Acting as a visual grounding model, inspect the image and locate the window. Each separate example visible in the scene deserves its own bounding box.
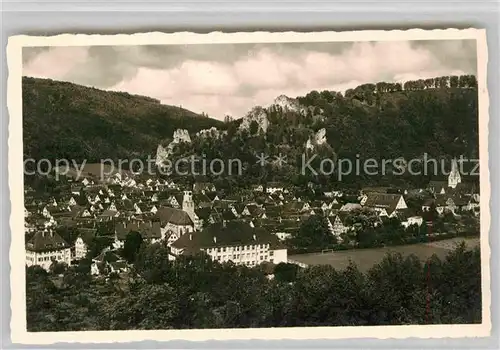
[270,259,274,263]
[270,251,274,256]
[223,247,226,252]
[260,256,263,260]
[217,248,221,253]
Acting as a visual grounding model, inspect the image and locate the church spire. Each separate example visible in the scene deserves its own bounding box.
[182,190,197,228]
[448,158,462,188]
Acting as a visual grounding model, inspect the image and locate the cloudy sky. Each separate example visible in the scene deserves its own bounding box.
[23,40,477,120]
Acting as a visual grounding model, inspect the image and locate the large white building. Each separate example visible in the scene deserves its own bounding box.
[25,229,72,271]
[171,221,288,267]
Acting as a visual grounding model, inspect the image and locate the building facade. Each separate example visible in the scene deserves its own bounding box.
[171,221,287,267]
[25,229,72,270]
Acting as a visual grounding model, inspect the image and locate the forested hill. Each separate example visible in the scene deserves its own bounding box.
[22,77,224,162]
[179,74,479,189]
[295,75,479,161]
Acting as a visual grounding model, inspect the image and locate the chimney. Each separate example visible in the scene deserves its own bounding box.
[213,236,217,244]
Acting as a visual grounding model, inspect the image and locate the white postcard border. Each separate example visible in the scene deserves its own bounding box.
[7,28,491,344]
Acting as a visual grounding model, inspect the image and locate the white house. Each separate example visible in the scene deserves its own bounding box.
[25,230,71,271]
[42,206,52,218]
[167,195,181,208]
[134,202,143,215]
[74,228,97,260]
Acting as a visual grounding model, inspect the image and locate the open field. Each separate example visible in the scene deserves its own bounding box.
[289,237,480,272]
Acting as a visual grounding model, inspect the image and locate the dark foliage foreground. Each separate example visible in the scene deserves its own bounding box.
[26,242,481,331]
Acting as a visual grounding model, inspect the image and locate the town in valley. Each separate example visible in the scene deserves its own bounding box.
[25,152,480,275]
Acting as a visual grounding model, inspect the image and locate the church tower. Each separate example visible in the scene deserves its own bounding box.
[448,158,462,189]
[182,190,197,228]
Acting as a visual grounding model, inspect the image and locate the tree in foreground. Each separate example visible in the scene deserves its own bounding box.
[122,231,143,263]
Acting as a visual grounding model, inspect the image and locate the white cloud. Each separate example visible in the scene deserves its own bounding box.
[23,47,89,80]
[393,69,467,83]
[23,41,476,120]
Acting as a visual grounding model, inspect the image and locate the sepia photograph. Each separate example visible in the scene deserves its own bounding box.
[7,29,490,343]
